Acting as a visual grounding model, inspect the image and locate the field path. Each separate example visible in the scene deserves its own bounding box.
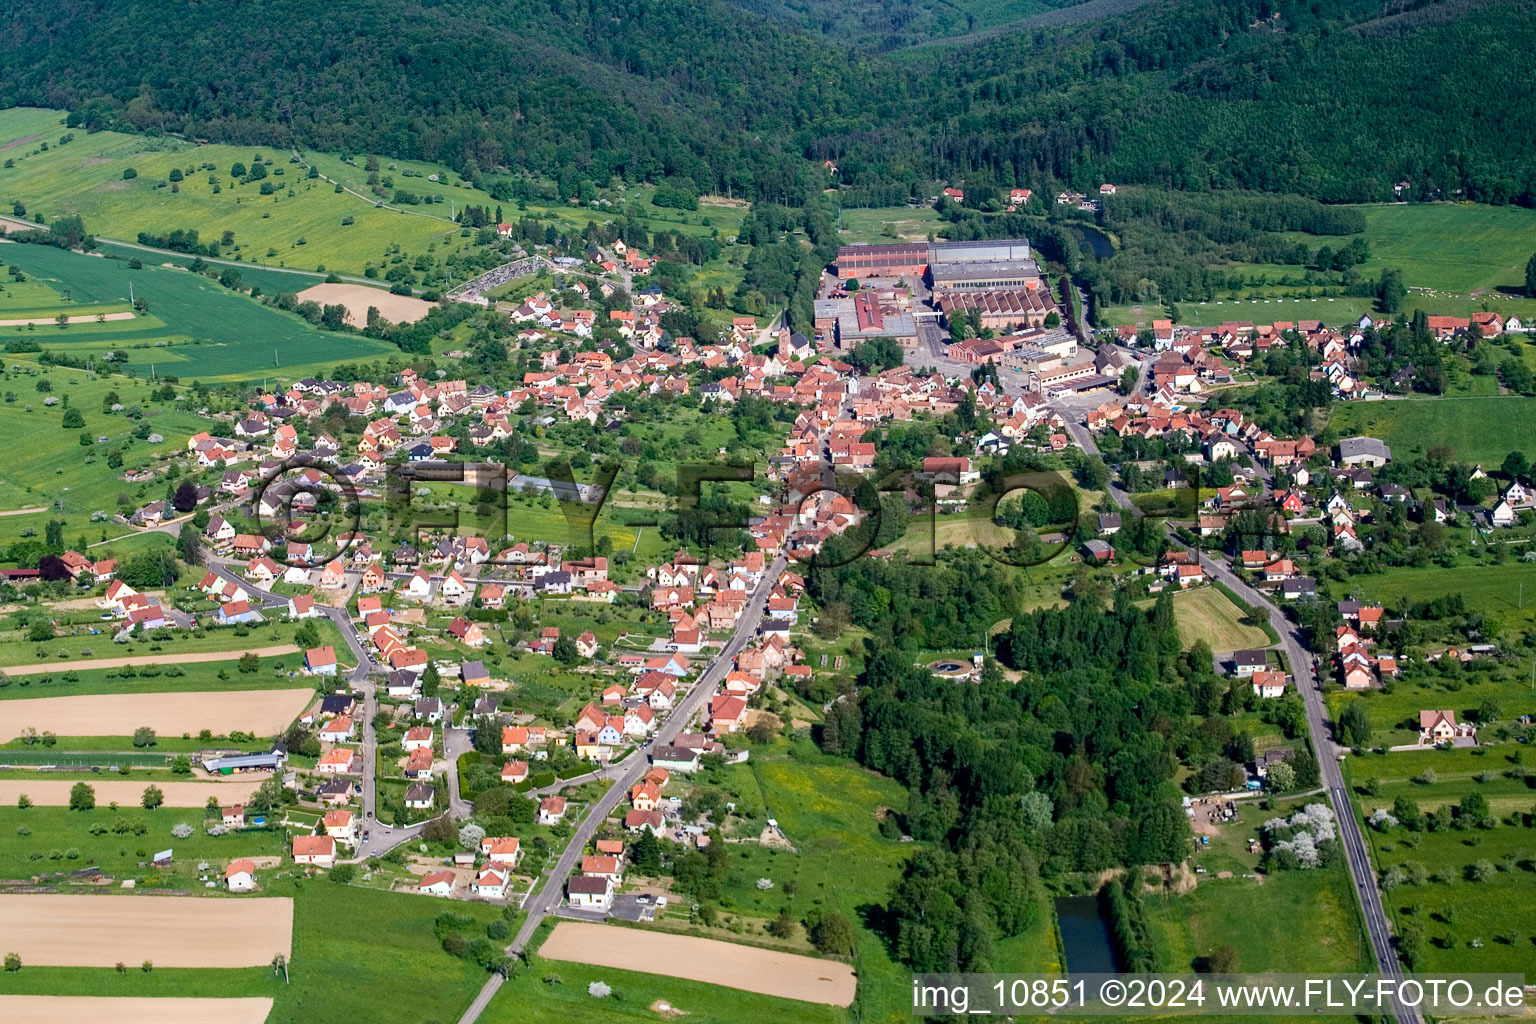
[0,779,263,806]
[538,921,856,1006]
[0,894,292,966]
[0,997,273,1024]
[0,311,135,326]
[2,644,297,676]
[0,506,47,516]
[0,688,313,739]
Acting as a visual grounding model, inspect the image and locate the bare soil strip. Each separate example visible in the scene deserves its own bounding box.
[538,921,856,1006]
[0,997,274,1024]
[2,644,298,677]
[0,779,262,806]
[0,689,313,740]
[295,282,433,325]
[0,312,135,326]
[0,894,293,966]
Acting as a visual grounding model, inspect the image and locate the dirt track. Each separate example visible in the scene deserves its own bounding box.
[0,311,136,327]
[0,997,273,1024]
[538,921,856,1006]
[0,688,313,740]
[1,644,298,677]
[0,894,293,966]
[0,779,263,806]
[296,282,433,325]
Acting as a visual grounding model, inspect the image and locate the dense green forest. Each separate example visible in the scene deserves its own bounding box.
[808,540,1319,970]
[724,0,1092,52]
[2,0,1533,207]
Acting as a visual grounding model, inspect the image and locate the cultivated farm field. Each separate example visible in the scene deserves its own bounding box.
[0,894,293,967]
[0,688,313,741]
[538,921,856,1006]
[0,996,273,1024]
[293,282,433,325]
[0,779,263,807]
[0,244,394,380]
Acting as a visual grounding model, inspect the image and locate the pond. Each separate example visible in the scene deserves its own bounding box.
[1054,894,1122,974]
[1074,224,1115,261]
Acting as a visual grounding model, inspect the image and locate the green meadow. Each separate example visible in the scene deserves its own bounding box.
[1103,202,1536,327]
[1354,203,1536,296]
[0,655,314,702]
[1328,396,1536,470]
[837,205,943,245]
[1349,751,1536,974]
[0,108,479,277]
[755,744,918,1024]
[0,805,284,881]
[0,243,394,380]
[1146,864,1373,974]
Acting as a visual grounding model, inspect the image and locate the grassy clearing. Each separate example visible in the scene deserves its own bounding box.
[1334,563,1536,637]
[755,744,916,1024]
[1348,757,1536,974]
[837,206,943,246]
[0,655,314,702]
[0,805,283,882]
[0,109,480,277]
[1145,862,1373,973]
[1354,203,1536,295]
[486,957,842,1024]
[1329,396,1536,471]
[0,244,394,380]
[1171,585,1271,652]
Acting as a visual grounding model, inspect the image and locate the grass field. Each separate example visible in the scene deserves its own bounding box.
[837,206,943,246]
[1349,750,1536,973]
[1102,202,1536,328]
[0,109,479,278]
[0,806,283,882]
[0,244,394,380]
[1354,204,1536,296]
[0,656,314,702]
[1329,396,1536,470]
[0,882,510,1024]
[754,744,917,1024]
[486,956,844,1024]
[1146,863,1373,974]
[0,369,202,543]
[0,623,319,669]
[1171,586,1271,652]
[1328,670,1536,747]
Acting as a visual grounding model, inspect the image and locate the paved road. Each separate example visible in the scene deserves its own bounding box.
[454,552,788,1024]
[207,559,427,858]
[1066,413,1419,1024]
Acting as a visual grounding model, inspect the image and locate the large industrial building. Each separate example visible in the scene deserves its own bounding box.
[929,239,1031,264]
[834,291,919,348]
[833,237,1037,284]
[936,285,1056,330]
[833,242,929,282]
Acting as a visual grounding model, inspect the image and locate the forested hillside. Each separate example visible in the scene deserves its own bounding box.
[1,0,1533,206]
[723,0,1092,52]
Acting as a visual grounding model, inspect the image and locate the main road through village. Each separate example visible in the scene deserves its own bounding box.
[452,552,789,1024]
